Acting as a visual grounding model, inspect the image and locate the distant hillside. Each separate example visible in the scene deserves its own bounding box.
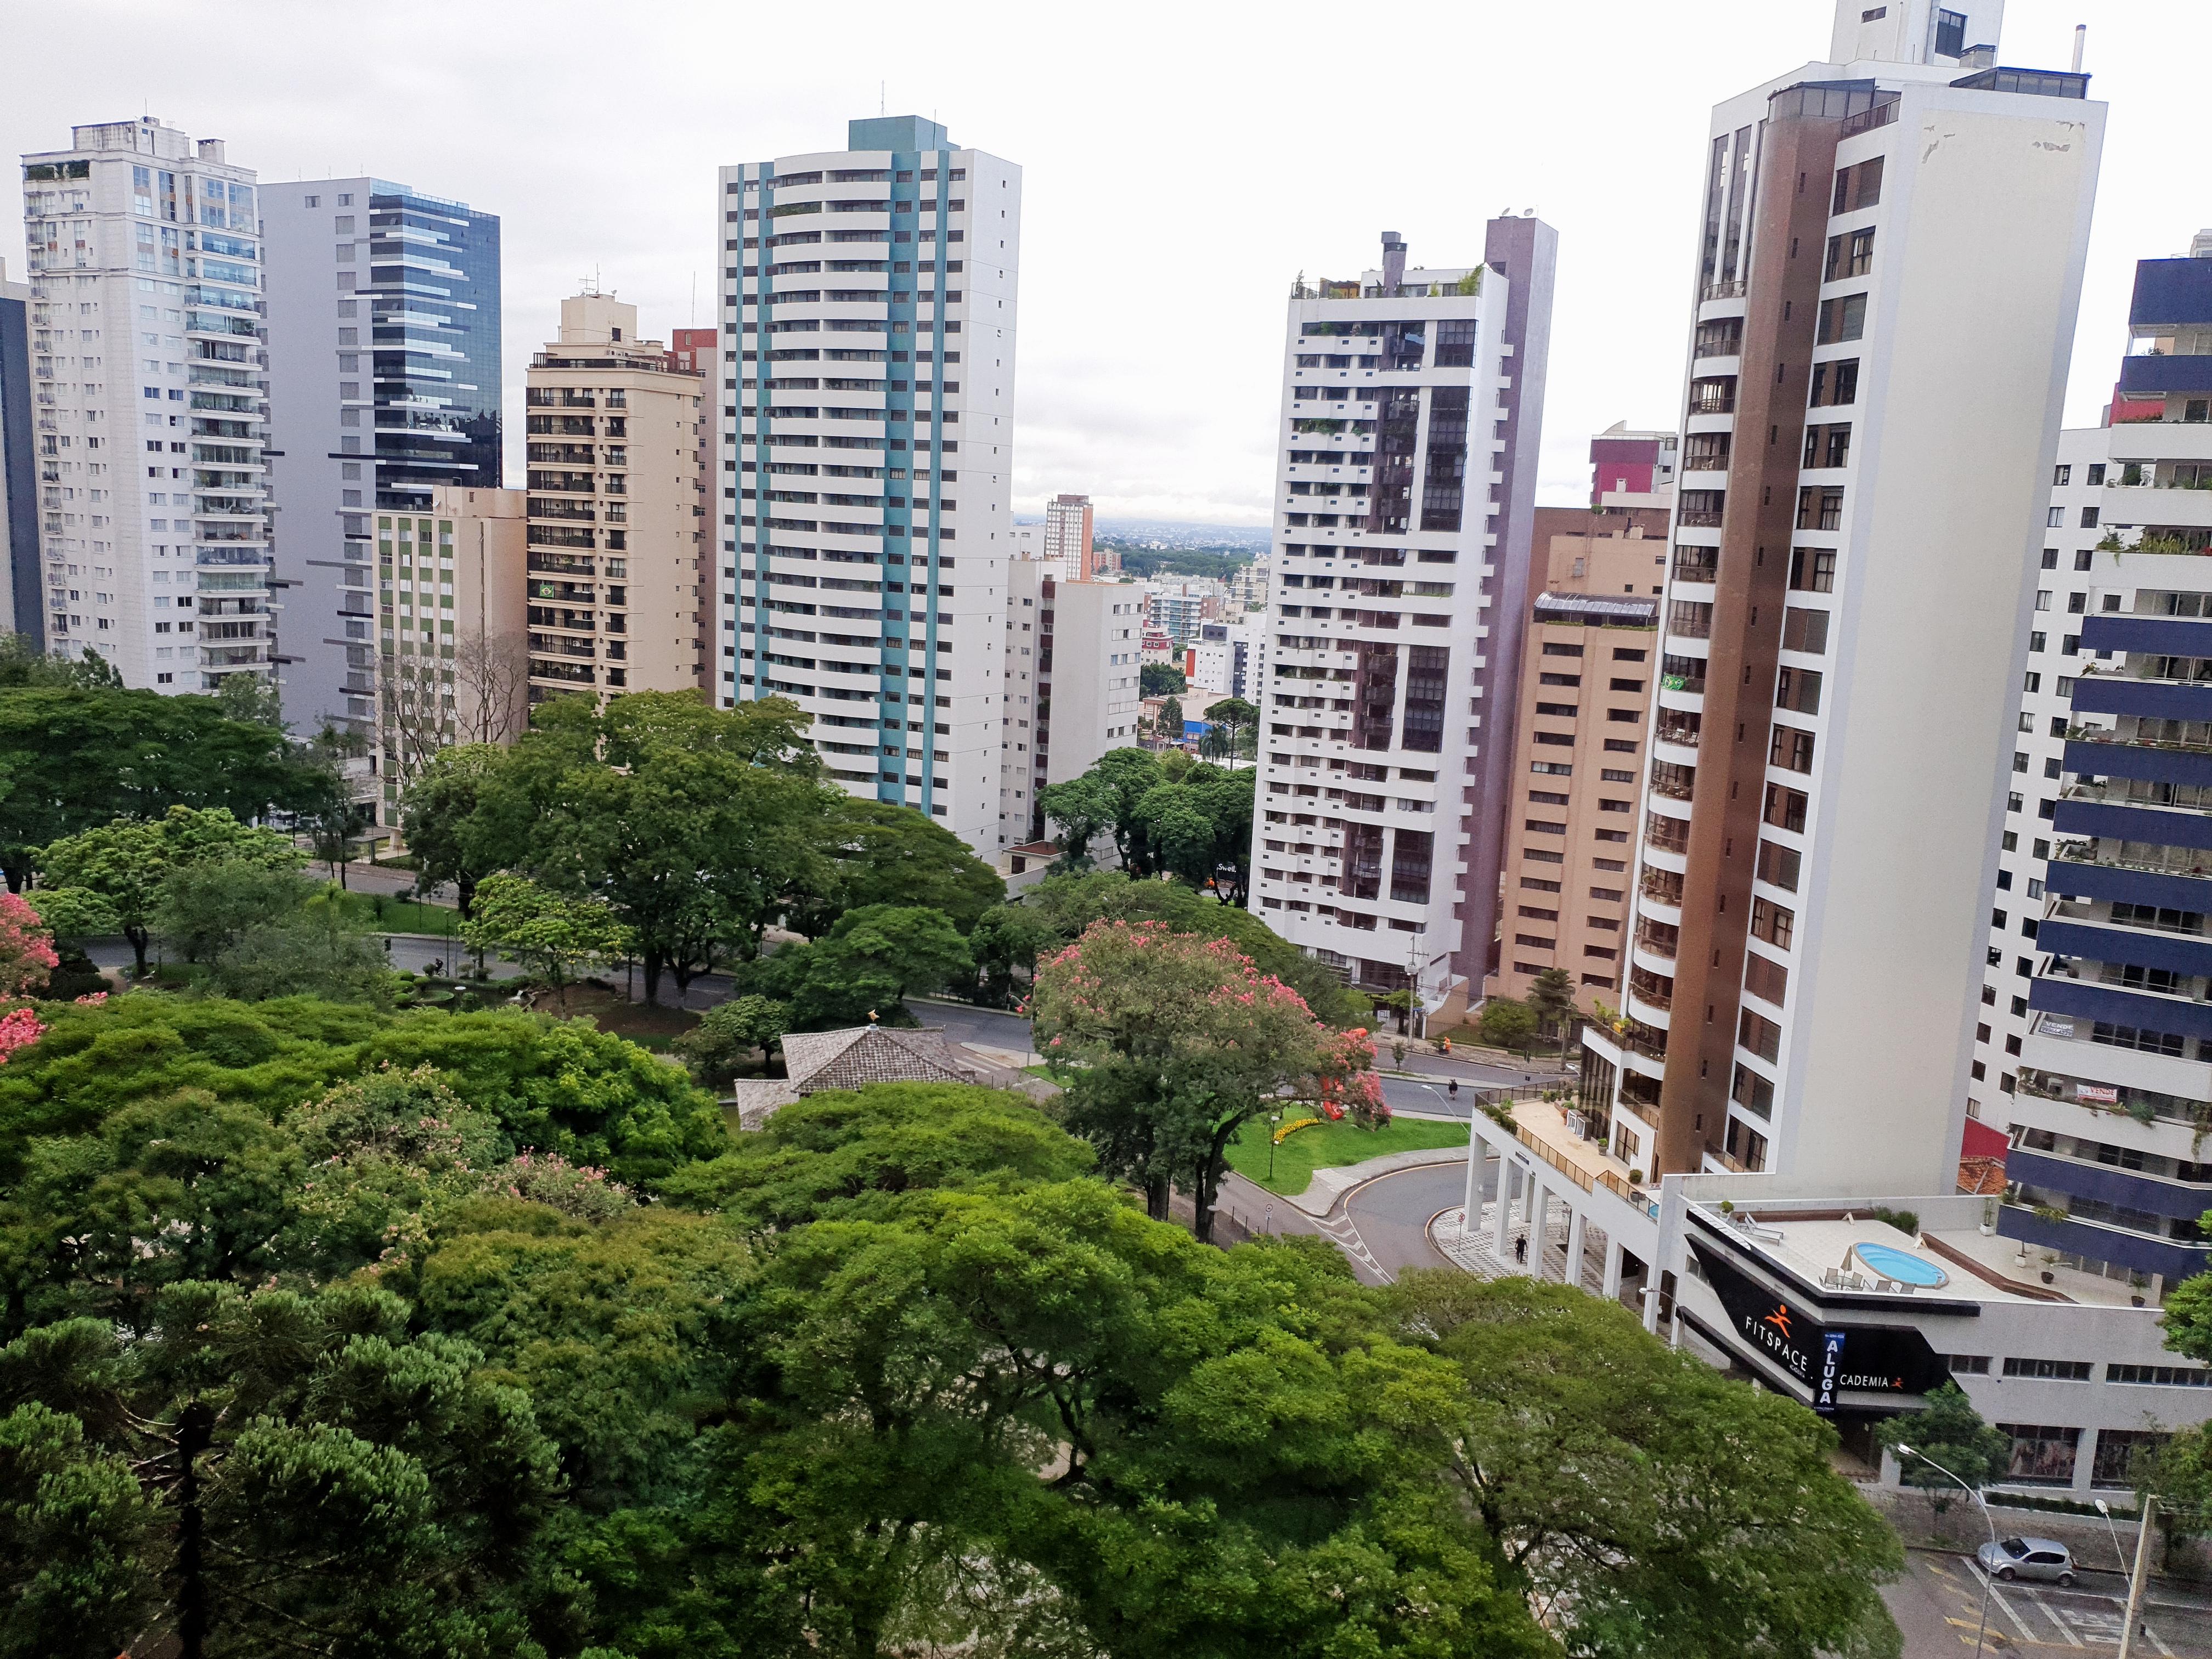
[1111,546,1251,582]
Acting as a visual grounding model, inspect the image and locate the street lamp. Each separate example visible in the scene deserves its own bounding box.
[1268,1111,1282,1185]
[2096,1497,2128,1575]
[1895,1443,1995,1659]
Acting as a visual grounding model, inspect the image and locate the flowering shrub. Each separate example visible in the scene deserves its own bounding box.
[494,1149,633,1221]
[1316,1025,1390,1128]
[1273,1115,1323,1144]
[0,891,59,999]
[0,1005,46,1061]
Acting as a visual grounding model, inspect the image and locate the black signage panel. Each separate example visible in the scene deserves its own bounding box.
[1689,1239,1949,1409]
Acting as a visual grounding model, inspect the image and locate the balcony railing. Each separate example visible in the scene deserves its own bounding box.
[1656,716,1702,748]
[1629,965,1675,1010]
[1634,921,1680,960]
[1645,812,1690,855]
[1640,868,1685,906]
[1701,279,1748,302]
[1649,761,1696,802]
[1671,551,1719,583]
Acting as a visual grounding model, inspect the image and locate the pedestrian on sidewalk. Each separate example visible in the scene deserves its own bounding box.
[1514,1233,1527,1266]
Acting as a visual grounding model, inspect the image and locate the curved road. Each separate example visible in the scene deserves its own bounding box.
[1344,1160,1475,1279]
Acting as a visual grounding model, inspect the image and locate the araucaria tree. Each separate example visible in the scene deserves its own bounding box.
[1027,919,1364,1241]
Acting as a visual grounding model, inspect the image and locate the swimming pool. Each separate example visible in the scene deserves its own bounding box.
[1852,1241,1948,1288]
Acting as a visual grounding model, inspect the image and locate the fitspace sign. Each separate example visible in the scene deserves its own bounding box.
[1688,1241,1949,1412]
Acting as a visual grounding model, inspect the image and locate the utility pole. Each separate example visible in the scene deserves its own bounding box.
[2118,1492,2155,1659]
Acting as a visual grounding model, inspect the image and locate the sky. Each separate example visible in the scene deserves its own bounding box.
[1,0,2199,525]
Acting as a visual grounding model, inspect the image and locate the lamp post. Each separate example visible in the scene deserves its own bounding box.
[2096,1497,2129,1575]
[1268,1110,1282,1186]
[1896,1443,1995,1659]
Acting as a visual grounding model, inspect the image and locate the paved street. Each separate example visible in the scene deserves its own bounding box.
[1889,1548,2212,1656]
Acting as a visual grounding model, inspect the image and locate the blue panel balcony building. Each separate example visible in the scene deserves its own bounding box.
[2131,258,2212,332]
[2117,354,2212,399]
[2081,614,2212,657]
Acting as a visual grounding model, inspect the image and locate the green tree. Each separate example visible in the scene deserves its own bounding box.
[967,900,1061,1007]
[467,691,833,1001]
[673,992,792,1086]
[460,872,631,1012]
[1198,695,1258,765]
[660,1081,1094,1230]
[0,1283,561,1658]
[209,888,390,1006]
[1527,966,1581,1049]
[746,905,974,1031]
[1481,996,1539,1051]
[0,634,122,691]
[1156,692,1184,736]
[1139,662,1186,697]
[1028,918,1340,1238]
[1040,747,1164,874]
[40,806,304,975]
[1393,1269,1905,1659]
[0,685,319,890]
[397,742,507,917]
[1875,1380,2010,1515]
[20,885,120,947]
[153,860,313,965]
[290,724,376,886]
[786,797,1004,939]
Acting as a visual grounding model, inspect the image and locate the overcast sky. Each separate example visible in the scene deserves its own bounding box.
[2,0,2198,524]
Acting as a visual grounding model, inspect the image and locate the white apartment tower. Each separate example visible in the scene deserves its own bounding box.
[1250,219,1556,1025]
[19,118,271,689]
[718,116,1019,855]
[1579,0,2106,1193]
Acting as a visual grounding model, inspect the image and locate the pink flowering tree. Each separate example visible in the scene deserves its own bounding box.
[1027,919,1365,1242]
[0,890,58,999]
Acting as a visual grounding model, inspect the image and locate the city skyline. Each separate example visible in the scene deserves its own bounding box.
[1,0,2195,527]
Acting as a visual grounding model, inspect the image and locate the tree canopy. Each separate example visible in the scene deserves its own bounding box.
[0,989,1905,1659]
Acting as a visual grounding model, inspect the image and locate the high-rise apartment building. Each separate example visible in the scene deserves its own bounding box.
[521,292,707,709]
[20,118,271,690]
[1961,235,2212,1304]
[718,115,1020,854]
[1580,0,2105,1192]
[1487,436,1673,1014]
[1044,492,1094,579]
[1250,219,1556,1025]
[0,259,33,642]
[669,325,719,695]
[263,179,500,736]
[1000,556,1144,845]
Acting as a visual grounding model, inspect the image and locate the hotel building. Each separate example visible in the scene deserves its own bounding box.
[1249,219,1557,1024]
[719,115,1020,854]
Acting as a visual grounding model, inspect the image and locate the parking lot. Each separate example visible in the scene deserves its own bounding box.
[1889,1549,2212,1655]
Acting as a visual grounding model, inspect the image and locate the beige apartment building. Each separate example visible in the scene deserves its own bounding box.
[1487,503,1668,1007]
[523,294,706,708]
[373,485,527,816]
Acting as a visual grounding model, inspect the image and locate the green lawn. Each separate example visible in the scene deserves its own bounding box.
[331,891,460,936]
[1223,1113,1469,1197]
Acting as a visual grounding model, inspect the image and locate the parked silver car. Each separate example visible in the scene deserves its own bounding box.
[1978,1536,2076,1585]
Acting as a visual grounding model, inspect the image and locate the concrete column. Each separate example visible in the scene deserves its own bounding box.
[1566,1205,1589,1291]
[1463,1116,1488,1223]
[1492,1159,1516,1256]
[1601,1238,1624,1300]
[1529,1182,1550,1277]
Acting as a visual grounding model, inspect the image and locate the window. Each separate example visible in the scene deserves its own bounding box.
[1731,1064,1774,1119]
[1769,726,1815,772]
[1744,952,1788,1006]
[1934,7,1967,58]
[1776,665,1823,714]
[1823,228,1875,280]
[1751,896,1795,949]
[2000,1425,2080,1486]
[2095,1429,2171,1486]
[2002,1357,2092,1381]
[1809,358,1859,408]
[1796,487,1844,531]
[2053,465,2072,487]
[1803,423,1851,469]
[2087,464,2106,486]
[1948,1354,1991,1375]
[1763,783,1808,834]
[1830,155,1884,213]
[2110,1364,2212,1387]
[1816,294,1867,345]
[1790,546,1836,592]
[1782,606,1830,654]
[2081,506,2100,529]
[1756,840,1801,892]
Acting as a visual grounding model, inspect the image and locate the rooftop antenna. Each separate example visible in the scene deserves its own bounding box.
[880,80,886,116]
[2071,23,2086,72]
